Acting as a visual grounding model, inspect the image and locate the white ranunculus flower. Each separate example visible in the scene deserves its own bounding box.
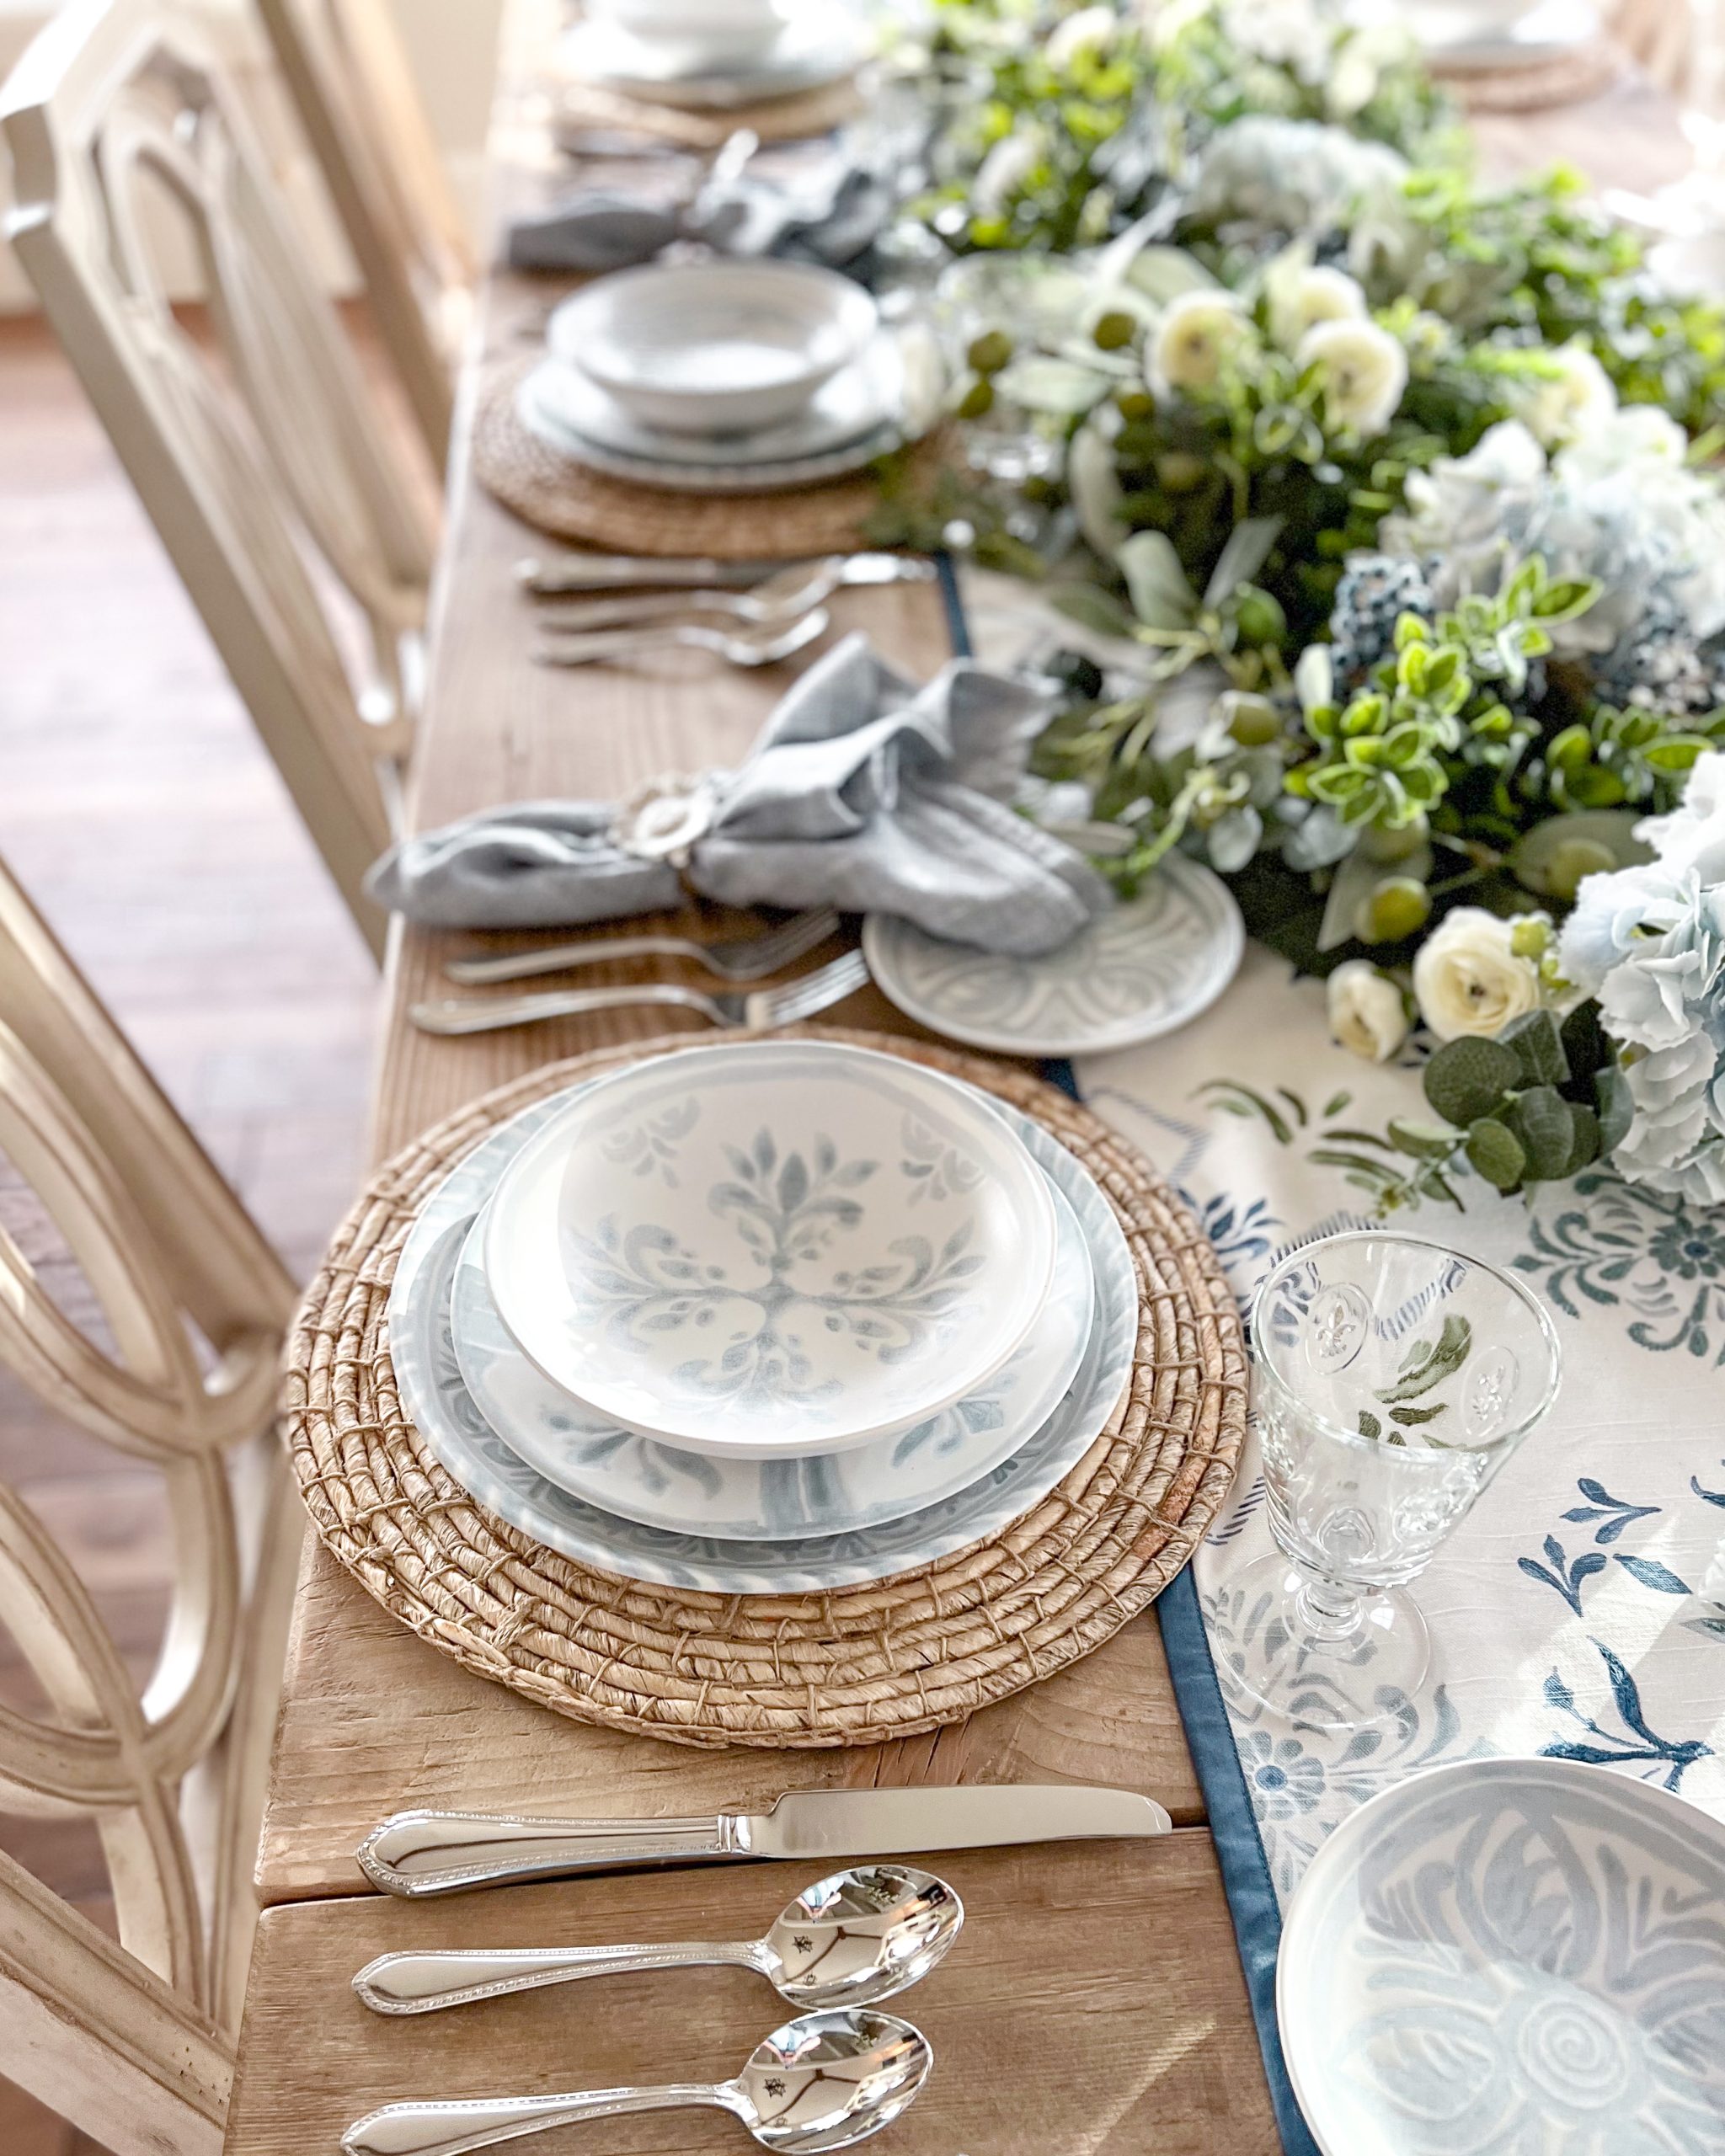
[1412,908,1544,1042]
[1510,344,1618,450]
[1151,287,1249,395]
[1327,960,1409,1062]
[1046,3,1117,67]
[1298,317,1407,437]
[1268,261,1367,353]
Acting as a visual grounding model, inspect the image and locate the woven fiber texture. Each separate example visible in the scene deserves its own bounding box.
[1435,35,1622,109]
[282,1027,1247,1749]
[473,358,937,558]
[552,72,863,150]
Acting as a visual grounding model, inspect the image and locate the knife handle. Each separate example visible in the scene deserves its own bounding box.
[355,1810,747,1897]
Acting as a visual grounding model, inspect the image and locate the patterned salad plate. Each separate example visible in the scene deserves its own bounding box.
[482,1040,1060,1456]
[1278,1757,1725,2156]
[386,1088,1140,1593]
[862,858,1245,1058]
[452,1159,1093,1539]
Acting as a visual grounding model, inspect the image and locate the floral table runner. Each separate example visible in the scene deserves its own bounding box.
[1072,950,1725,2150]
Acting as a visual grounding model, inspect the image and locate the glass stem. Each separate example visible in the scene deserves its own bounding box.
[1292,1568,1367,1642]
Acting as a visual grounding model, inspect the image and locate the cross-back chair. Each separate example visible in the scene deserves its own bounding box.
[1,0,440,962]
[0,853,302,2156]
[256,0,476,465]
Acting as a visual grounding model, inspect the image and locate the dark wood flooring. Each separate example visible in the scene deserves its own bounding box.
[0,310,381,2153]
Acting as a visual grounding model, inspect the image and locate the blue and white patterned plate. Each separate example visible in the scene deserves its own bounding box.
[1278,1757,1725,2156]
[450,1159,1093,1540]
[483,1040,1059,1458]
[386,1085,1138,1593]
[862,859,1245,1058]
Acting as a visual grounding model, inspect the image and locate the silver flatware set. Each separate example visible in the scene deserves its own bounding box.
[342,1784,1171,2153]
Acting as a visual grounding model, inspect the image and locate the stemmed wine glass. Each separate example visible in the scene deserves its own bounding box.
[1224,1231,1562,1733]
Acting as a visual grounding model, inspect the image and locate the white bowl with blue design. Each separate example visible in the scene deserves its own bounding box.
[483,1040,1060,1460]
[1278,1756,1725,2156]
[451,1158,1093,1540]
[386,1083,1139,1593]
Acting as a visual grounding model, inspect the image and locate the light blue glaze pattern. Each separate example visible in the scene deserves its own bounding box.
[387,1084,1137,1593]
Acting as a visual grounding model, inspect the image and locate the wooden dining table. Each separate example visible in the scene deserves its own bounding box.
[218,19,1693,2152]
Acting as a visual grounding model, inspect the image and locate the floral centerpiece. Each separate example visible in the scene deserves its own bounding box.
[873,0,1725,1219]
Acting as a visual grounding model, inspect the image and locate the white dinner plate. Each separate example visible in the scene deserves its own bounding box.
[528,328,903,469]
[560,6,868,109]
[862,859,1246,1058]
[483,1038,1059,1456]
[1278,1757,1725,2155]
[385,1086,1139,1593]
[449,1157,1093,1539]
[1412,0,1599,70]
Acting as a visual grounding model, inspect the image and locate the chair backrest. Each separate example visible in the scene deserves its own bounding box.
[1,0,439,962]
[0,856,302,2156]
[256,0,476,465]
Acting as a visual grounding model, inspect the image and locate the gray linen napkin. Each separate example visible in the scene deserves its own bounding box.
[505,152,895,275]
[365,633,1111,956]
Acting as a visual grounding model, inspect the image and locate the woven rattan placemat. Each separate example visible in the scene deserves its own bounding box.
[552,72,863,152]
[1434,35,1622,110]
[473,357,933,558]
[283,1027,1247,1749]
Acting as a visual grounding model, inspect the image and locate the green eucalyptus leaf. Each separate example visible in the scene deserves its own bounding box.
[1596,1063,1634,1154]
[1465,1117,1528,1192]
[1565,1102,1601,1175]
[1508,812,1651,896]
[1503,1085,1575,1181]
[1499,1009,1568,1090]
[993,355,1114,415]
[1049,583,1138,638]
[1202,516,1284,611]
[1115,531,1199,632]
[1424,1038,1522,1128]
[1388,1119,1461,1160]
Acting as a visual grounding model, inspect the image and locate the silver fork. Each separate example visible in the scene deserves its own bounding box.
[410,947,869,1038]
[443,908,840,987]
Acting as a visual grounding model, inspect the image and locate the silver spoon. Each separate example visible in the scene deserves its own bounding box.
[351,1864,962,2017]
[532,609,828,670]
[340,2005,932,2156]
[531,558,892,632]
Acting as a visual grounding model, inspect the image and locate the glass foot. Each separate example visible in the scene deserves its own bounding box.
[1215,1551,1432,1732]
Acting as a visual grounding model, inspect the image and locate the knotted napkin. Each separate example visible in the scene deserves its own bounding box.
[366,633,1111,955]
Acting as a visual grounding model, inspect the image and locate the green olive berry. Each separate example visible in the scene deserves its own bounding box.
[1156,451,1206,493]
[956,376,996,420]
[1232,588,1285,647]
[965,329,1013,376]
[1115,387,1156,420]
[1092,308,1137,351]
[1354,876,1432,945]
[1225,693,1280,747]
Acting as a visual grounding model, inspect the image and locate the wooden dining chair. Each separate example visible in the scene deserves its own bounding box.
[0,854,302,2156]
[255,0,477,467]
[1,0,440,963]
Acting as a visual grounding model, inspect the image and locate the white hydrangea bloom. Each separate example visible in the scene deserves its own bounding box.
[1509,345,1618,451]
[1188,115,1409,241]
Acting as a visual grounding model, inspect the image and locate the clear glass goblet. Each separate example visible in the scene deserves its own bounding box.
[1226,1232,1562,1732]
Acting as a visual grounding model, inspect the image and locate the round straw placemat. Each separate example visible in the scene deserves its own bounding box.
[473,358,940,558]
[283,1027,1247,1749]
[553,72,863,152]
[1434,35,1622,109]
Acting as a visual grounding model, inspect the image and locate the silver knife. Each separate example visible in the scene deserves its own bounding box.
[356,1785,1172,1897]
[515,551,929,596]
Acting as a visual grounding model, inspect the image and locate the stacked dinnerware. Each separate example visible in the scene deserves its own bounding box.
[563,0,871,113]
[516,259,921,493]
[387,1039,1141,1593]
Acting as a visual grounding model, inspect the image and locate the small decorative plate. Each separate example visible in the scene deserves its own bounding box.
[526,330,903,468]
[862,858,1245,1058]
[1278,1758,1725,2156]
[515,364,905,497]
[386,1088,1139,1593]
[483,1040,1059,1457]
[449,1161,1092,1540]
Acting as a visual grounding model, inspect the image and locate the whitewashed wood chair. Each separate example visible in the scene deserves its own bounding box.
[0,856,302,2155]
[1,0,440,963]
[256,0,477,466]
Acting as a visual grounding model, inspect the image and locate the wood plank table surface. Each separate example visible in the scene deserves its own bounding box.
[222,25,1687,2155]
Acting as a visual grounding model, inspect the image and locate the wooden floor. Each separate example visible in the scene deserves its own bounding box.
[0,309,380,2153]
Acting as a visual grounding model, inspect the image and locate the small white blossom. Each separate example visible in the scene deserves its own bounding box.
[1413,908,1544,1042]
[1298,317,1407,437]
[1267,258,1367,352]
[1046,4,1117,67]
[1151,287,1250,394]
[1509,344,1618,451]
[1327,960,1410,1062]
